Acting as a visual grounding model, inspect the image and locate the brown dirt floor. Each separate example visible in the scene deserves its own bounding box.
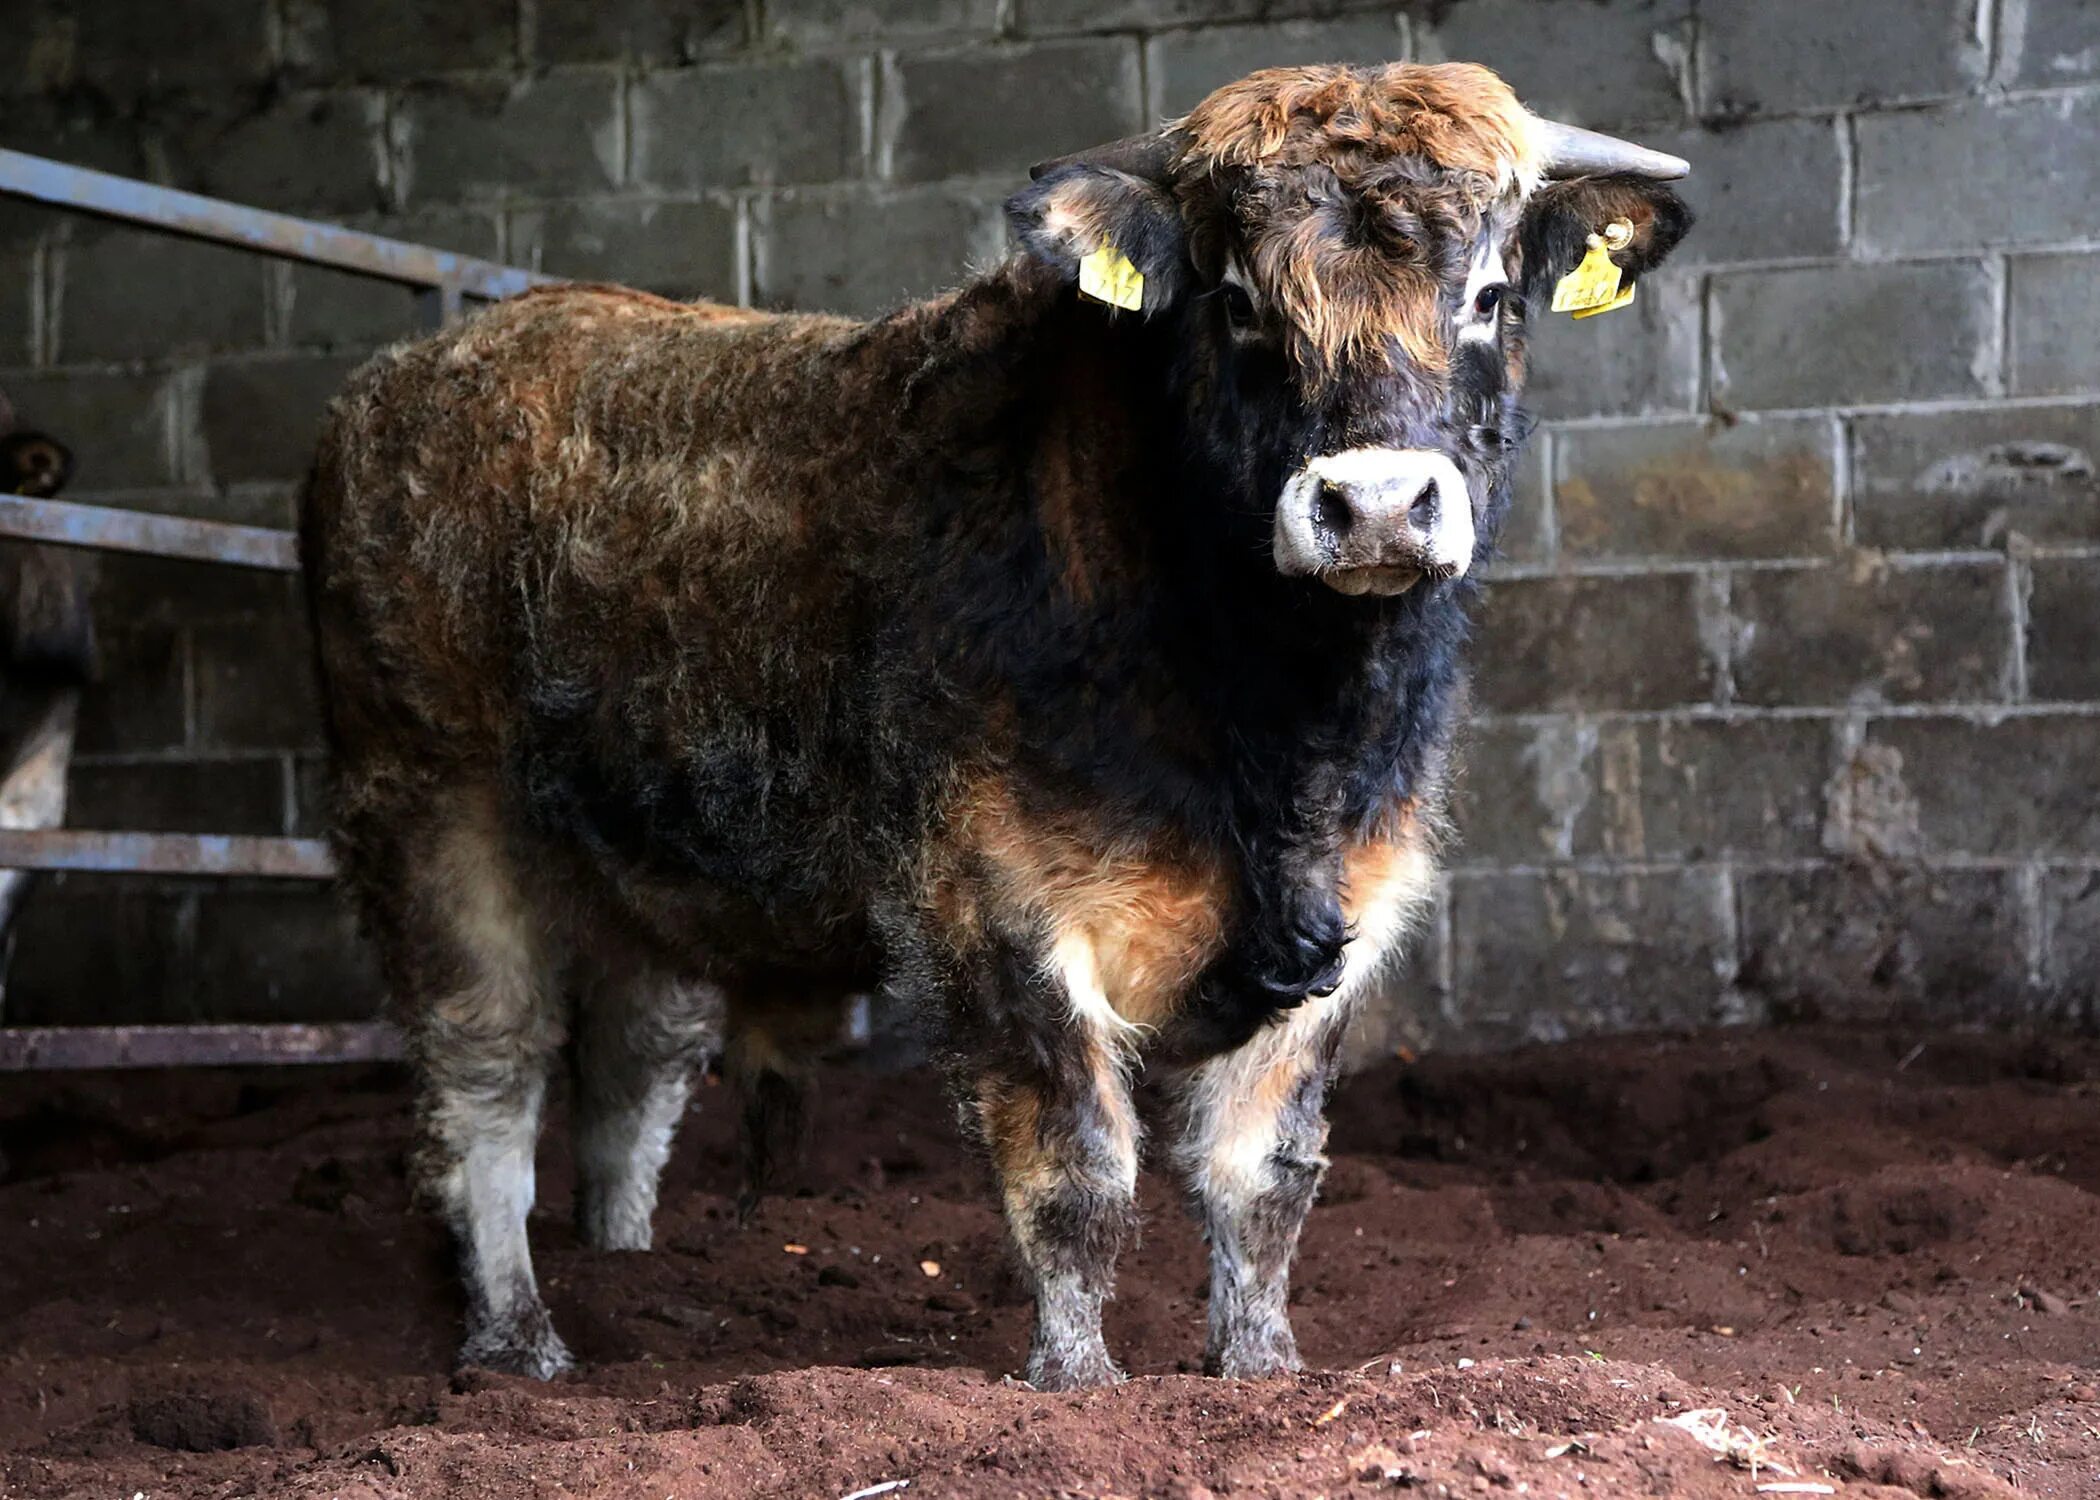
[5,1026,2100,1498]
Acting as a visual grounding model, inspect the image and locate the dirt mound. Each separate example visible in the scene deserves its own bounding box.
[5,1026,2100,1497]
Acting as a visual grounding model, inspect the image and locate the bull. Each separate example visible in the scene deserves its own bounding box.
[302,61,1692,1389]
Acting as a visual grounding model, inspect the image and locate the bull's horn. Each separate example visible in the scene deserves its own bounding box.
[1028,132,1179,182]
[1532,117,1689,180]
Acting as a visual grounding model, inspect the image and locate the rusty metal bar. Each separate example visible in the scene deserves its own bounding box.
[0,492,300,571]
[0,149,551,300]
[0,1021,401,1071]
[0,830,335,878]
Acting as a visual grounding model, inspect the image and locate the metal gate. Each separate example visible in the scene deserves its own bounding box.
[0,149,554,1071]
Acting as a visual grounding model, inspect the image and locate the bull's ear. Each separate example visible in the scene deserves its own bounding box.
[1005,162,1190,314]
[1516,176,1693,310]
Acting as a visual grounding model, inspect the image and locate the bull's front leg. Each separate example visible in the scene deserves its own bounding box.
[1169,999,1348,1379]
[969,946,1142,1390]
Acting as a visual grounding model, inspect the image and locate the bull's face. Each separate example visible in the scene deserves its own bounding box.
[1008,63,1692,598]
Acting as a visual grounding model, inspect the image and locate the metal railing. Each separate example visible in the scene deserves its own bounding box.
[0,148,558,1070]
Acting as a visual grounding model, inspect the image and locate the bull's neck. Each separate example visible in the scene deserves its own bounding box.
[881,261,1468,839]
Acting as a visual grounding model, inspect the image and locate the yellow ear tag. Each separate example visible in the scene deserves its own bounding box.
[1551,218,1635,317]
[1078,243,1145,313]
[1570,281,1636,320]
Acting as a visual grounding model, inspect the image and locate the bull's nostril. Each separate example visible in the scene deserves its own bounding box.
[1409,480,1439,525]
[1314,479,1353,542]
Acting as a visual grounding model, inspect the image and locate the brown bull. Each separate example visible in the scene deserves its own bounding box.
[302,62,1692,1388]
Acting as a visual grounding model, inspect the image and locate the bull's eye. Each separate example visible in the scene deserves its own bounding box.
[1219,282,1257,330]
[1473,284,1507,319]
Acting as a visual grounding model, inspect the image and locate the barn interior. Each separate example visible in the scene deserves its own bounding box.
[2,2,2097,1496]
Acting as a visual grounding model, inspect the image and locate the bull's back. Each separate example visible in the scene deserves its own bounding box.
[305,284,916,969]
[306,285,869,756]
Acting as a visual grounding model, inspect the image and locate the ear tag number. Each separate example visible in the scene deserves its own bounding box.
[1079,243,1145,312]
[1551,218,1636,317]
[1571,281,1637,320]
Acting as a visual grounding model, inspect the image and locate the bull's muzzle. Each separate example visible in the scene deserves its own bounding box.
[1273,448,1476,597]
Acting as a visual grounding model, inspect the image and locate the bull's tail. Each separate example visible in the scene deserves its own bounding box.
[731,1045,811,1225]
[725,992,855,1222]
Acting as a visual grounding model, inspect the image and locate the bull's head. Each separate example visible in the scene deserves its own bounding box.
[1007,63,1691,597]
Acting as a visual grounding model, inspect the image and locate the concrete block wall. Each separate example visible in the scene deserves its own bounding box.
[0,0,2093,1045]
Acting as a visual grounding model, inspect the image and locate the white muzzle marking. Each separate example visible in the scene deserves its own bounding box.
[1273,447,1476,595]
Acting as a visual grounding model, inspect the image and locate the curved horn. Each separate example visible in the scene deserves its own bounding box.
[1028,132,1179,182]
[1532,117,1689,180]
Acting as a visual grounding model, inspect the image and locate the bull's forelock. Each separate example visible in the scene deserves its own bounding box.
[1175,62,1545,202]
[1162,63,1543,386]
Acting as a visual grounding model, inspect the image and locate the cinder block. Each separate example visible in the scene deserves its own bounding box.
[1855,94,2100,257]
[1016,0,1265,37]
[1146,16,1405,118]
[751,186,1009,318]
[285,208,503,352]
[56,0,273,96]
[1642,118,1841,267]
[1492,436,1550,565]
[886,41,1143,183]
[2000,0,2100,87]
[766,0,998,47]
[511,199,738,302]
[74,622,187,756]
[291,753,332,837]
[532,0,747,62]
[192,888,383,1022]
[1710,262,1992,411]
[1737,864,2026,1022]
[1471,573,1714,713]
[1866,715,2100,857]
[4,879,194,1025]
[162,91,388,217]
[192,617,327,753]
[1851,404,2100,550]
[1584,716,1832,860]
[90,555,304,632]
[396,72,623,205]
[1417,0,1694,131]
[200,356,365,487]
[633,60,864,193]
[282,0,518,82]
[1729,559,2011,708]
[0,240,35,367]
[1554,415,1838,561]
[0,94,146,179]
[117,485,299,531]
[2010,254,2100,398]
[68,758,287,836]
[1448,868,1733,1042]
[1,371,179,493]
[1447,717,1596,864]
[2025,555,2100,703]
[1698,0,1983,115]
[2040,869,2100,1014]
[1521,270,1701,421]
[53,229,269,364]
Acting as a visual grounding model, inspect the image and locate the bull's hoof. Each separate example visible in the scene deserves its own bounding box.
[460,1316,575,1381]
[1206,1331,1304,1381]
[1026,1345,1127,1392]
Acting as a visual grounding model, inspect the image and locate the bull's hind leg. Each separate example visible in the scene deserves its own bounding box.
[572,965,719,1251]
[399,794,572,1378]
[970,948,1142,1391]
[1169,1001,1349,1379]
